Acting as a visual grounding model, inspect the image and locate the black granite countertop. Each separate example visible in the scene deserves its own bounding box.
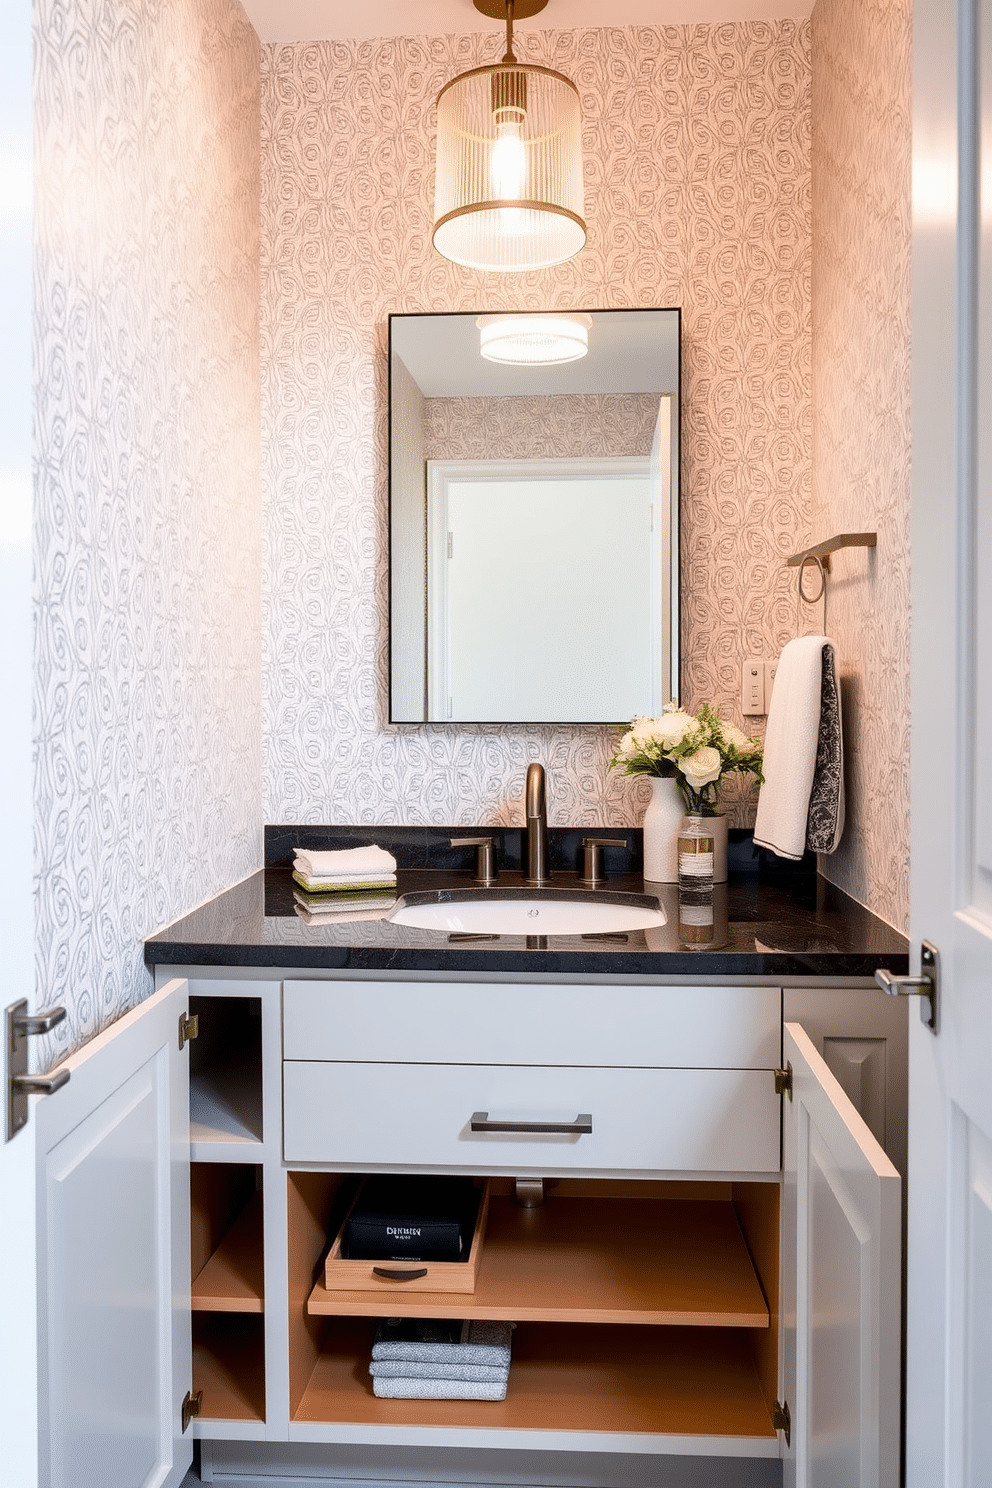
[143,826,909,980]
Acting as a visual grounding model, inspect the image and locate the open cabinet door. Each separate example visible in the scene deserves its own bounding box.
[35,977,193,1488]
[781,1022,901,1488]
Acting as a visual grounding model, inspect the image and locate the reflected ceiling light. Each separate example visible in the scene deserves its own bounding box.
[477,312,592,365]
[432,0,586,273]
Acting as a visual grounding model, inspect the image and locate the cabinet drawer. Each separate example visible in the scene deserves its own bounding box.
[282,980,781,1070]
[282,1061,781,1174]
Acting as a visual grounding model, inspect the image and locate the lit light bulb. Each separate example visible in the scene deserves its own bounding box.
[490,120,526,200]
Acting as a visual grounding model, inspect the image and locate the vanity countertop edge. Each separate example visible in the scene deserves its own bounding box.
[144,825,909,979]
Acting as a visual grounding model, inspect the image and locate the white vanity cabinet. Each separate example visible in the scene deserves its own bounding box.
[282,979,782,1174]
[35,967,905,1488]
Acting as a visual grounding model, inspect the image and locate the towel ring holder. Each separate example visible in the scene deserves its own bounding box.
[797,553,826,605]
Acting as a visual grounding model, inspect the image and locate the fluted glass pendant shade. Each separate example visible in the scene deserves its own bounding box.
[477,312,591,364]
[433,56,586,272]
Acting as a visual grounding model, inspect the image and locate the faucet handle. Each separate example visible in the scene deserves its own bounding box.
[450,836,497,886]
[580,836,629,887]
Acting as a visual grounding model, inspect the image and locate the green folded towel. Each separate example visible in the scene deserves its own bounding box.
[292,869,396,895]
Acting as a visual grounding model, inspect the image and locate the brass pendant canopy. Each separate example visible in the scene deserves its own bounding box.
[432,0,586,273]
[473,0,548,17]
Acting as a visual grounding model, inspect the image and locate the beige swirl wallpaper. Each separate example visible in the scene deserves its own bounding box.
[30,0,913,1060]
[423,393,661,461]
[33,0,262,1055]
[261,19,813,832]
[810,0,912,930]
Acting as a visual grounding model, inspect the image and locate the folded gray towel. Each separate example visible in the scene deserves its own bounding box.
[369,1360,508,1384]
[372,1375,508,1401]
[371,1319,512,1368]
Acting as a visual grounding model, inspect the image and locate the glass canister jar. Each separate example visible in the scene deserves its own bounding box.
[678,816,715,893]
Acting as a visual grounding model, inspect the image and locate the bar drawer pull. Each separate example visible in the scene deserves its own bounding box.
[371,1266,430,1281]
[470,1111,593,1135]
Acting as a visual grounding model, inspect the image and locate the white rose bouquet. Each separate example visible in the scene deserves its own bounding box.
[608,702,764,816]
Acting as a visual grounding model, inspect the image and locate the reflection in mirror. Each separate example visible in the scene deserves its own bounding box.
[389,309,680,724]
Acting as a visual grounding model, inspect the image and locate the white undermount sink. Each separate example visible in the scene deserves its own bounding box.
[388,891,667,936]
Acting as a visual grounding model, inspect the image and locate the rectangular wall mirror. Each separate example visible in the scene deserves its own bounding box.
[388,308,680,724]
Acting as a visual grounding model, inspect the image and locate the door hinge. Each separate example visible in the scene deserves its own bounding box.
[774,1064,793,1099]
[178,1012,199,1051]
[181,1388,202,1433]
[773,1399,791,1445]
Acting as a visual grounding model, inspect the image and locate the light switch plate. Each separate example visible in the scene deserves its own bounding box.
[765,659,779,704]
[741,658,765,716]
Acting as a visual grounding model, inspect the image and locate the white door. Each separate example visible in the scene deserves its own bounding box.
[35,978,193,1488]
[781,1024,902,1486]
[907,0,992,1479]
[0,2,39,1482]
[427,457,655,722]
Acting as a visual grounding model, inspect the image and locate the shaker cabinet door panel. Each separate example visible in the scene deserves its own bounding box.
[35,978,193,1488]
[781,1022,901,1488]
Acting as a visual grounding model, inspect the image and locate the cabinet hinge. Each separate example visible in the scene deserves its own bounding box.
[178,1012,199,1051]
[181,1388,202,1433]
[774,1064,793,1100]
[773,1399,791,1445]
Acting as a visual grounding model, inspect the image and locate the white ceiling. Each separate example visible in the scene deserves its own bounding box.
[242,0,812,45]
[391,309,680,397]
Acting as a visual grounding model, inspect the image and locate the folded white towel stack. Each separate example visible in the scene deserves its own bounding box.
[753,635,845,861]
[292,845,397,895]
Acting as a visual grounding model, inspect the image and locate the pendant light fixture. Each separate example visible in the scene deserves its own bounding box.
[433,0,586,273]
[477,312,592,364]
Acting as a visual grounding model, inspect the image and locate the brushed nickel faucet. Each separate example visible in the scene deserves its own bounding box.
[523,761,551,886]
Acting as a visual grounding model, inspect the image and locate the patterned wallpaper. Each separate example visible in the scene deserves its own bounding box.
[810,0,912,931]
[261,20,812,830]
[423,393,660,460]
[33,0,262,1059]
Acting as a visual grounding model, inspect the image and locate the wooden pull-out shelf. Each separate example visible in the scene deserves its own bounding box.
[294,1319,776,1439]
[192,1190,264,1313]
[307,1195,769,1328]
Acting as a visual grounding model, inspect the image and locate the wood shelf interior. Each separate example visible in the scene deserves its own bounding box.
[191,1164,264,1314]
[189,995,263,1145]
[288,1175,780,1439]
[293,1318,776,1440]
[192,1313,265,1423]
[307,1191,771,1328]
[732,1180,780,1425]
[287,1171,356,1421]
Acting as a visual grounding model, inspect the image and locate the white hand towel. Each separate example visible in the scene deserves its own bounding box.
[293,846,397,881]
[753,636,842,861]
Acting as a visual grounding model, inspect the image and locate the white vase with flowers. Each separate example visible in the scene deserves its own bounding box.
[609,703,765,883]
